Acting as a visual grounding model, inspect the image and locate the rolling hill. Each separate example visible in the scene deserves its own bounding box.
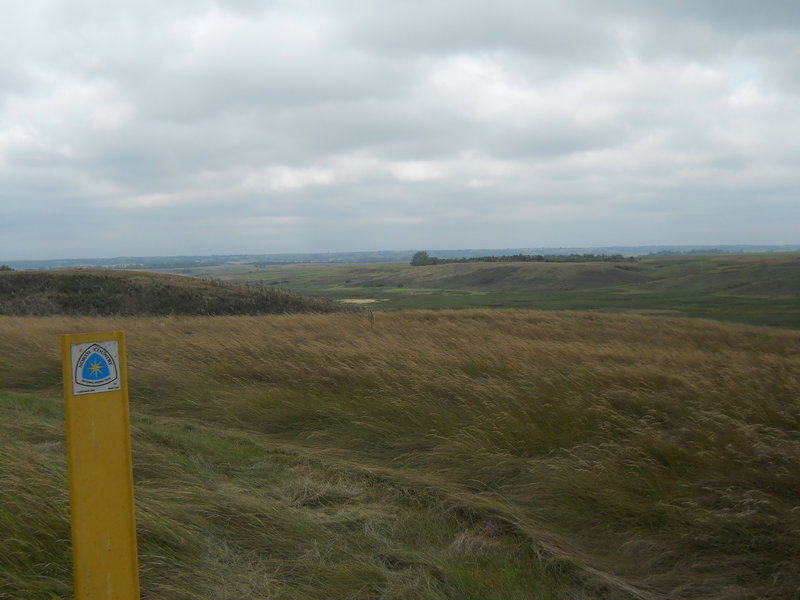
[327,260,647,291]
[235,252,800,296]
[0,269,356,316]
[196,252,800,328]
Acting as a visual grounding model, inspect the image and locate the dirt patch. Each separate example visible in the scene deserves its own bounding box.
[340,298,388,304]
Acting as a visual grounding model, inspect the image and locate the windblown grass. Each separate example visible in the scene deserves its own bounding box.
[1,310,798,599]
[0,390,604,600]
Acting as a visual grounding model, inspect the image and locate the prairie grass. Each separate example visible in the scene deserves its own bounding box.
[1,310,799,599]
[1,389,602,600]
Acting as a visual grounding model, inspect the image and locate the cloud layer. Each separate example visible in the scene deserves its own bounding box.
[1,1,798,259]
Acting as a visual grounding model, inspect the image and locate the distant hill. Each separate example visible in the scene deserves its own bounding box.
[638,252,800,297]
[385,252,800,296]
[0,269,356,316]
[342,260,649,292]
[4,244,800,271]
[215,252,800,327]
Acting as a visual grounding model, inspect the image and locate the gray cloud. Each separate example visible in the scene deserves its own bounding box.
[1,0,798,259]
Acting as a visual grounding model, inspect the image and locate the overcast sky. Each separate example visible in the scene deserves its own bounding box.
[1,1,798,259]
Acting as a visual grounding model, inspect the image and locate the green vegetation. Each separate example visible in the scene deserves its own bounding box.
[2,311,799,599]
[0,269,357,316]
[2,390,593,600]
[187,252,800,328]
[410,251,633,266]
[2,255,798,597]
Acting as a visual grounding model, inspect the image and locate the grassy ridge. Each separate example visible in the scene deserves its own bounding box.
[2,311,799,598]
[196,252,800,327]
[0,269,356,316]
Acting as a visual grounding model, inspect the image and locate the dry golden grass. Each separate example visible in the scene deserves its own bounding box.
[1,310,799,599]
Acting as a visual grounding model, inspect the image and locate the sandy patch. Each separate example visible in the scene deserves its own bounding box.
[340,298,387,304]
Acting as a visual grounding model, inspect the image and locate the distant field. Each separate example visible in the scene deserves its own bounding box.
[2,311,799,599]
[151,252,800,328]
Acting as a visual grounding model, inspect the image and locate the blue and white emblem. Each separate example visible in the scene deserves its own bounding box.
[71,341,121,395]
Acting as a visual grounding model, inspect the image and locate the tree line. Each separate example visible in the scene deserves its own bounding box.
[410,251,635,266]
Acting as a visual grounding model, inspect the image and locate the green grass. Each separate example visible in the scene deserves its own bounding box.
[3,311,799,599]
[15,252,792,327]
[0,387,613,600]
[264,286,800,328]
[165,252,800,329]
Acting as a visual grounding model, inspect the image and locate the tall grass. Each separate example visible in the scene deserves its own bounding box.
[1,310,798,598]
[1,389,602,600]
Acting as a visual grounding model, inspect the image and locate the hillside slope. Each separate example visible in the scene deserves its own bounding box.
[346,261,648,292]
[249,252,800,296]
[216,252,800,326]
[640,252,800,296]
[2,311,798,599]
[0,269,355,316]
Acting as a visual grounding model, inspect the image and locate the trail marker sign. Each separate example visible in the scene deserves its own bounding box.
[61,331,140,600]
[71,341,121,395]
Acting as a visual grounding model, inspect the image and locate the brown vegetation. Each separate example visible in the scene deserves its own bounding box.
[1,310,799,598]
[0,269,356,316]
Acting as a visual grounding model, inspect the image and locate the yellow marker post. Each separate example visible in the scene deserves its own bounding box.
[61,331,140,600]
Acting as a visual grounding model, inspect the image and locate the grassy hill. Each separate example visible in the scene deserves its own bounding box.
[0,269,355,316]
[193,252,800,328]
[639,253,800,296]
[311,261,646,292]
[2,311,799,599]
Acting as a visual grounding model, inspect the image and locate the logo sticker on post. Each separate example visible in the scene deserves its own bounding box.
[71,341,121,394]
